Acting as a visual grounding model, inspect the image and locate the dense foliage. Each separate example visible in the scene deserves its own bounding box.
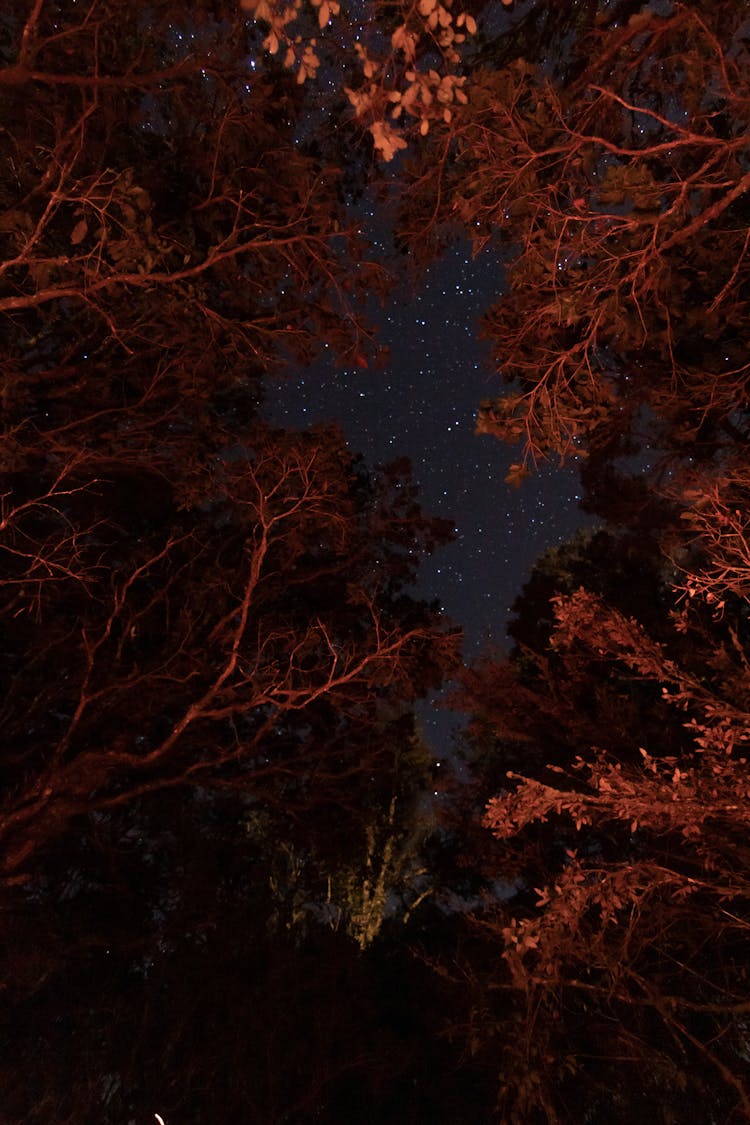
[408,2,750,1119]
[0,4,461,1119]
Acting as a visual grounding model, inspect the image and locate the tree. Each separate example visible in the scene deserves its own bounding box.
[0,417,458,879]
[2,703,477,1125]
[229,1,750,1117]
[0,10,476,1125]
[240,0,479,160]
[392,3,750,608]
[448,523,750,1123]
[1,402,461,1123]
[0,14,472,1121]
[0,0,462,1000]
[0,0,387,395]
[10,0,750,1119]
[412,7,750,1113]
[396,2,750,458]
[0,0,468,859]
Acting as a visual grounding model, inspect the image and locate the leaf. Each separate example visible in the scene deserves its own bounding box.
[369,120,408,161]
[391,24,417,61]
[505,462,530,488]
[70,218,88,245]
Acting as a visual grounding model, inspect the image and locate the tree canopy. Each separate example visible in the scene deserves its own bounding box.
[3,0,750,1122]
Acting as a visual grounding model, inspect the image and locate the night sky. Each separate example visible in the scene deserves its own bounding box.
[265,238,594,650]
[265,235,597,750]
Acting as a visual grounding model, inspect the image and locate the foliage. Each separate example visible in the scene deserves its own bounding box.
[396,1,750,476]
[232,0,750,1117]
[392,0,750,620]
[0,0,386,388]
[453,525,750,1120]
[0,0,463,1069]
[3,841,483,1124]
[6,0,750,1121]
[1,416,458,876]
[240,0,479,159]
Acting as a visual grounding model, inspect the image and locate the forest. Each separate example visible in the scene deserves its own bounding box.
[1,0,750,1121]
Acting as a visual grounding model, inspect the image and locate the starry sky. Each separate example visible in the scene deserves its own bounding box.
[265,237,594,653]
[162,0,591,663]
[264,233,597,753]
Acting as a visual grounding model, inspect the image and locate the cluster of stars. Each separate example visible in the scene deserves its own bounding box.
[264,238,595,750]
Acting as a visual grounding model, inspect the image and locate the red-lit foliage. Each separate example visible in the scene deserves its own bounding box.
[451,536,750,1122]
[394,4,750,1116]
[0,420,458,880]
[0,3,459,889]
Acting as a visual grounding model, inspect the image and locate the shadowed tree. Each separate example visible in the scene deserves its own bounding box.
[448,523,750,1124]
[0,10,463,1119]
[0,416,459,879]
[0,0,388,407]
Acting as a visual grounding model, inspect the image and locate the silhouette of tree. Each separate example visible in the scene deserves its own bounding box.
[450,521,750,1122]
[396,2,750,463]
[0,415,459,879]
[0,0,386,394]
